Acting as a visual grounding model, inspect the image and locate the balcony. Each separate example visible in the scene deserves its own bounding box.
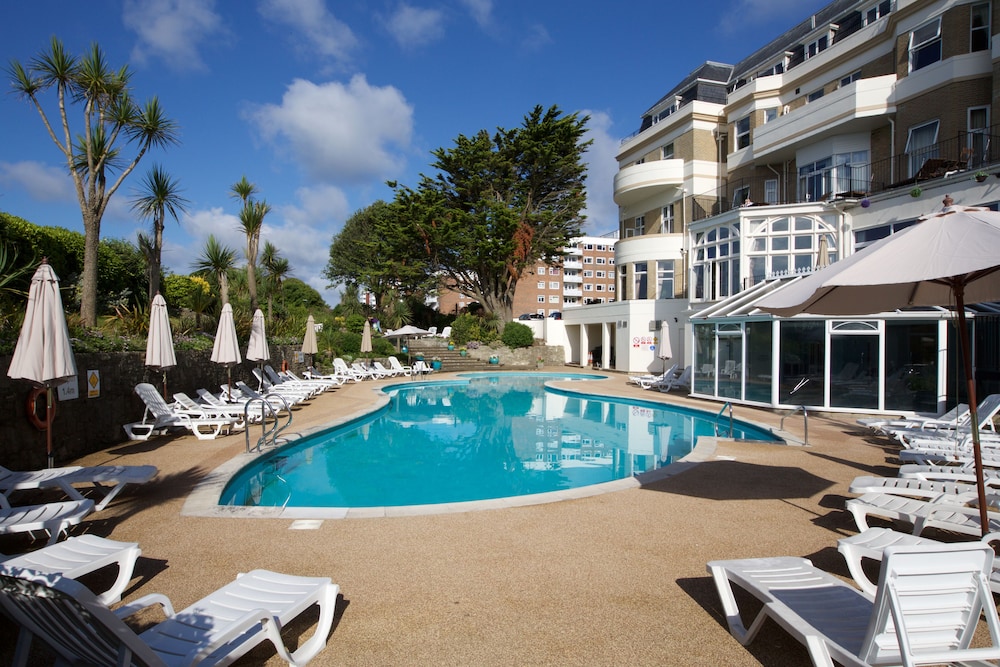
[613,159,685,208]
[563,259,582,270]
[563,272,583,283]
[751,75,896,161]
[563,287,583,297]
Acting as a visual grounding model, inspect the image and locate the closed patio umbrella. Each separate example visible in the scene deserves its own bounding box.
[756,203,1000,535]
[8,260,77,468]
[211,303,241,399]
[145,293,176,398]
[247,308,270,389]
[361,319,373,366]
[302,314,318,366]
[658,320,672,372]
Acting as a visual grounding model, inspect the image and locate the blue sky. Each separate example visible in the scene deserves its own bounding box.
[1,0,828,306]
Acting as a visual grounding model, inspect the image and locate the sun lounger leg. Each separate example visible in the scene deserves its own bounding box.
[708,565,771,645]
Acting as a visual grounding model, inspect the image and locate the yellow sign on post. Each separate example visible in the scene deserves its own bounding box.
[87,370,100,398]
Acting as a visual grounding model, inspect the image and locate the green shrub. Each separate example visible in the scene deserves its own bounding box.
[449,313,480,345]
[501,321,535,349]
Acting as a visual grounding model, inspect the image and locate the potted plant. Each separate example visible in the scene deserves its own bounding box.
[536,355,544,369]
[975,170,989,182]
[459,347,467,357]
[431,356,442,370]
[910,186,922,198]
[415,352,424,361]
[489,354,499,365]
[447,340,455,350]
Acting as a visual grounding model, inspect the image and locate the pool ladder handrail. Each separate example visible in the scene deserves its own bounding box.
[244,394,293,453]
[715,402,733,438]
[780,405,809,446]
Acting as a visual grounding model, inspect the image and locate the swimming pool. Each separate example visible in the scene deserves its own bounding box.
[219,373,781,509]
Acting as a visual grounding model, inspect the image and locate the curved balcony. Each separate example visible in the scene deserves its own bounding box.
[613,159,684,208]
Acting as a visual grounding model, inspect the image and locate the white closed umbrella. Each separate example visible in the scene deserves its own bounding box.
[145,293,176,397]
[302,314,318,361]
[211,303,241,398]
[8,260,77,468]
[756,204,1000,535]
[247,308,270,388]
[658,320,672,372]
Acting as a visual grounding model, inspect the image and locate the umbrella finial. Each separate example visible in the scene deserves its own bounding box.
[942,194,954,208]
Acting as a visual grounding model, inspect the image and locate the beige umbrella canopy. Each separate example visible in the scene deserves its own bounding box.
[756,204,1000,534]
[247,308,270,388]
[145,293,176,397]
[361,319,373,366]
[8,260,78,468]
[302,314,318,357]
[211,303,241,398]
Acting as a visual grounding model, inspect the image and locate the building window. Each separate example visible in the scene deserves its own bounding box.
[608,270,615,279]
[692,225,740,301]
[735,115,751,150]
[537,281,545,289]
[657,260,675,299]
[596,270,605,278]
[596,284,604,292]
[798,151,869,201]
[733,184,751,208]
[663,203,675,233]
[763,108,778,124]
[596,257,606,265]
[549,281,559,289]
[807,88,824,103]
[633,262,648,300]
[863,0,891,26]
[968,106,990,167]
[747,215,837,286]
[972,3,991,52]
[805,34,829,59]
[549,295,560,303]
[909,17,942,72]
[584,284,593,291]
[840,71,861,87]
[584,270,593,278]
[537,296,545,303]
[634,216,645,235]
[661,143,674,159]
[584,257,593,264]
[549,267,559,275]
[608,284,615,293]
[905,120,939,177]
[764,179,778,204]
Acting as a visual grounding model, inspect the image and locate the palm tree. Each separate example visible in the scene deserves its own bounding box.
[9,38,180,326]
[260,241,290,322]
[229,176,268,313]
[131,165,189,303]
[192,235,237,305]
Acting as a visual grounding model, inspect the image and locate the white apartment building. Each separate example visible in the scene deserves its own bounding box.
[561,0,1000,414]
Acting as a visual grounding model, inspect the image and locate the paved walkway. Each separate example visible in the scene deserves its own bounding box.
[0,370,910,665]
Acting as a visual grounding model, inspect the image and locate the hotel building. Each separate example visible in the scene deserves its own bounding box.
[559,0,1000,414]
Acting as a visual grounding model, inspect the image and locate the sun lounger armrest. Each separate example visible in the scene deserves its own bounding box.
[183,607,298,665]
[113,593,175,620]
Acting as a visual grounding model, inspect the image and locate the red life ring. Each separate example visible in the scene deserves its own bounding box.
[26,387,53,431]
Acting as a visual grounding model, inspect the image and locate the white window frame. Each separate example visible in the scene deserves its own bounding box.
[905,120,940,177]
[763,108,778,124]
[661,143,674,159]
[863,0,891,26]
[663,203,675,233]
[971,2,991,52]
[840,71,861,88]
[764,179,778,204]
[634,216,645,235]
[909,17,942,72]
[735,115,751,150]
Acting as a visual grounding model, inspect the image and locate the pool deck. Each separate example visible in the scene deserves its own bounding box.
[0,369,919,665]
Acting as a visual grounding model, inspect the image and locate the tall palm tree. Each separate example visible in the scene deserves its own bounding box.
[131,164,189,303]
[260,241,290,322]
[192,235,237,305]
[229,176,268,313]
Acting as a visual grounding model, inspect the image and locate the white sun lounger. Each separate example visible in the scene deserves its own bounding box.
[0,567,339,667]
[846,489,1000,536]
[1,534,139,605]
[708,543,1000,667]
[0,464,157,512]
[125,383,237,441]
[856,403,969,432]
[847,475,985,499]
[387,357,412,376]
[0,494,94,546]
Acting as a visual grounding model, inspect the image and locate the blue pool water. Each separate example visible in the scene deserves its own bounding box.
[220,373,780,508]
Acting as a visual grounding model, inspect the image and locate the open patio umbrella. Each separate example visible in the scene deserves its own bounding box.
[145,292,176,398]
[658,320,673,373]
[247,308,270,389]
[211,303,241,399]
[8,260,78,468]
[384,324,428,353]
[302,314,318,366]
[361,319,373,367]
[756,203,1000,535]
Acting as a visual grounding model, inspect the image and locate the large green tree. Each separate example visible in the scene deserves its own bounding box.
[393,105,589,320]
[8,38,180,326]
[130,164,188,303]
[230,176,269,313]
[324,200,431,317]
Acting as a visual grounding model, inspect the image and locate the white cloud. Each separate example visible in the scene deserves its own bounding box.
[257,0,358,62]
[579,110,619,236]
[383,4,446,49]
[458,0,492,28]
[0,161,75,203]
[123,0,225,71]
[520,23,551,52]
[245,75,414,183]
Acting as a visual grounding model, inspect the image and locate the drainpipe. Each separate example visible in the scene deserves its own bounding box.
[888,117,895,185]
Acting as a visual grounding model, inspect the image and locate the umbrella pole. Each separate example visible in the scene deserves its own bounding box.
[954,288,988,535]
[46,386,54,469]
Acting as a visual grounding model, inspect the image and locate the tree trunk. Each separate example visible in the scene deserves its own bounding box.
[150,219,164,304]
[247,261,257,312]
[80,209,101,327]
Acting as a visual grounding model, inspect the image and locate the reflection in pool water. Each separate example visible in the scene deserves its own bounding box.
[220,374,780,508]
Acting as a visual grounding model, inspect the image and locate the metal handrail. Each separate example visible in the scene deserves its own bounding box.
[780,406,809,446]
[244,394,292,453]
[715,402,733,437]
